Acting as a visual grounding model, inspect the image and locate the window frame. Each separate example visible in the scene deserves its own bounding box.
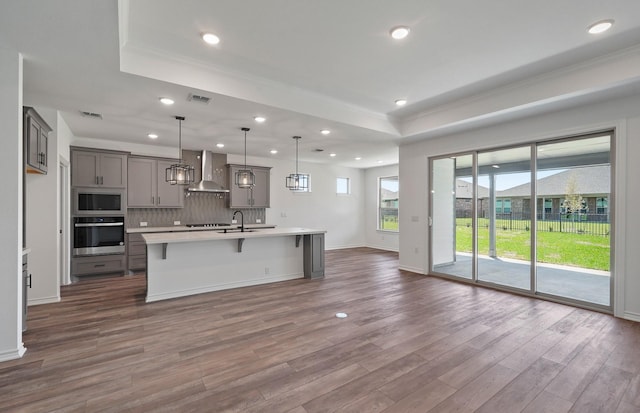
[378,176,399,232]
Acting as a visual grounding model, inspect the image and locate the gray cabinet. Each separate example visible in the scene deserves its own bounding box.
[71,149,127,188]
[71,255,126,277]
[127,233,146,271]
[304,233,325,279]
[127,157,184,208]
[24,107,52,175]
[22,252,30,332]
[227,164,271,208]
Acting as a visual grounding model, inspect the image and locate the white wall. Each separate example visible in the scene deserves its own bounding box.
[399,92,640,321]
[0,49,26,361]
[57,113,73,285]
[25,106,60,305]
[228,153,366,250]
[364,164,399,252]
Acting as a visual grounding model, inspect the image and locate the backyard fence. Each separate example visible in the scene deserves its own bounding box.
[455,209,610,236]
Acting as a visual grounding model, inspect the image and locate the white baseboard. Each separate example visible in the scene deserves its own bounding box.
[325,244,366,251]
[623,311,640,323]
[28,295,61,306]
[0,344,27,362]
[364,244,399,252]
[398,265,425,274]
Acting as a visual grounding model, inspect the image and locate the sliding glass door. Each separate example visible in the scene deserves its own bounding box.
[429,132,613,310]
[431,155,473,279]
[476,146,532,291]
[535,135,611,306]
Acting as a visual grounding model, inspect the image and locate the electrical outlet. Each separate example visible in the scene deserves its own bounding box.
[231,219,237,224]
[281,212,287,218]
[256,219,262,223]
[264,267,270,275]
[140,222,148,227]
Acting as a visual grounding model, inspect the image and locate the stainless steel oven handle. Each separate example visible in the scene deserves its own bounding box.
[74,222,124,227]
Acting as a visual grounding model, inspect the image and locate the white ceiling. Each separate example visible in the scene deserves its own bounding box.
[2,0,640,168]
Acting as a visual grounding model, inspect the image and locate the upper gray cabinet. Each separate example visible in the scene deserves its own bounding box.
[71,148,127,188]
[24,107,52,175]
[127,157,184,208]
[227,164,271,208]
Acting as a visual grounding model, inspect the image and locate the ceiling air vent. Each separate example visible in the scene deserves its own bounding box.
[187,93,212,104]
[80,111,103,119]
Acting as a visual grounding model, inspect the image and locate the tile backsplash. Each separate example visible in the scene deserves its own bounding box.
[127,191,265,227]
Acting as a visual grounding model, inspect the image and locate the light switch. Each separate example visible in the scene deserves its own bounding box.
[173,221,181,226]
[256,219,262,223]
[140,222,148,227]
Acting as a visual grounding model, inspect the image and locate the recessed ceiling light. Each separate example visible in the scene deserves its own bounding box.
[355,157,362,161]
[320,129,331,135]
[147,133,158,139]
[216,143,224,148]
[329,153,337,157]
[395,99,407,106]
[159,97,174,105]
[377,160,383,164]
[390,26,410,40]
[587,20,614,34]
[254,116,266,123]
[270,149,278,154]
[202,33,220,45]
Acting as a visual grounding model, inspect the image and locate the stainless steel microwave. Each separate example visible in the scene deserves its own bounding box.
[72,188,125,215]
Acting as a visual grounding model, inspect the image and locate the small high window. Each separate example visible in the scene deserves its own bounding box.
[336,177,350,195]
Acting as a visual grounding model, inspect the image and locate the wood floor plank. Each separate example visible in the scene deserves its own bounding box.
[0,248,637,412]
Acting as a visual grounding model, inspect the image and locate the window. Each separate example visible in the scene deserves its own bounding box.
[596,197,608,214]
[544,199,552,214]
[379,176,399,231]
[336,177,350,194]
[495,199,510,214]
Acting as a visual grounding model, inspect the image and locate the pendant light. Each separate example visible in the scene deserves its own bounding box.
[165,116,195,185]
[285,136,308,191]
[235,127,255,188]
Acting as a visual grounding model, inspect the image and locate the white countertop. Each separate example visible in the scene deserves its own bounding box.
[127,223,275,234]
[142,227,325,245]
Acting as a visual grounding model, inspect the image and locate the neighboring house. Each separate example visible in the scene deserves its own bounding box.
[380,187,398,208]
[455,165,610,221]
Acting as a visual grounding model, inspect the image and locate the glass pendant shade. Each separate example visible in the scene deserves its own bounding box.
[235,127,256,188]
[165,116,195,185]
[235,168,255,188]
[286,136,307,191]
[166,163,195,185]
[285,173,308,191]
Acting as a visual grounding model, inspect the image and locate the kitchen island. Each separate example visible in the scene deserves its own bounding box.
[142,227,326,302]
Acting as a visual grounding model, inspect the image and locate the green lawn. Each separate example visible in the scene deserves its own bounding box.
[456,225,610,271]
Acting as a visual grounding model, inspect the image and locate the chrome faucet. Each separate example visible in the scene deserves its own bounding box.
[232,210,244,232]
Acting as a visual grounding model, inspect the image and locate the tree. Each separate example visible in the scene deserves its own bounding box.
[562,173,585,225]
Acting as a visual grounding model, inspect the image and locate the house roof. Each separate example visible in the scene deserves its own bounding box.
[456,179,489,199]
[498,165,610,197]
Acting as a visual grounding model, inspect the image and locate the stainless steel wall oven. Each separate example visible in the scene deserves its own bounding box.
[73,216,125,256]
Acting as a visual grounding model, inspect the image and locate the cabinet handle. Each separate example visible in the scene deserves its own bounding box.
[96,176,99,185]
[152,196,155,204]
[100,176,104,185]
[158,197,160,205]
[27,274,32,288]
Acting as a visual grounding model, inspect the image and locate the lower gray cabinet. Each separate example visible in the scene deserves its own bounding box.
[71,255,126,276]
[304,233,325,279]
[127,233,147,271]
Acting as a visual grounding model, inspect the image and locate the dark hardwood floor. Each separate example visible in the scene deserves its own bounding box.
[2,248,640,412]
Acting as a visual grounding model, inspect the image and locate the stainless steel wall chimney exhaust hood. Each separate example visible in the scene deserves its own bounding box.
[187,150,230,193]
